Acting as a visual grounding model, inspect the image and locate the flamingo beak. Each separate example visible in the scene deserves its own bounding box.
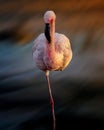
[45,23,51,43]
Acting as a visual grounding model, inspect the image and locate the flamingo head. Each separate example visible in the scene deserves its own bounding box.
[44,10,56,24]
[44,11,56,43]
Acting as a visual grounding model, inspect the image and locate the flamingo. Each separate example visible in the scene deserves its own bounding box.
[32,10,72,130]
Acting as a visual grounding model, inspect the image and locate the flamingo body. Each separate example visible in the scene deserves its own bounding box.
[33,32,72,71]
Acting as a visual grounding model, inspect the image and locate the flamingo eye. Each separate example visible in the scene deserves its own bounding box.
[47,18,51,23]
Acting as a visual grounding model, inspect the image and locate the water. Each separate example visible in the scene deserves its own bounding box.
[0,39,104,130]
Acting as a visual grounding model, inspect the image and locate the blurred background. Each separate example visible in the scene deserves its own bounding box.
[0,0,104,129]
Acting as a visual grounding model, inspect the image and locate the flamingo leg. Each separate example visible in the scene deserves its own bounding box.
[45,70,56,130]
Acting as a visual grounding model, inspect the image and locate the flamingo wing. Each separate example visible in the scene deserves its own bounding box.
[54,33,72,70]
[32,33,47,70]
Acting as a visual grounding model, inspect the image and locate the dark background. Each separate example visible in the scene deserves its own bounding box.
[0,0,104,129]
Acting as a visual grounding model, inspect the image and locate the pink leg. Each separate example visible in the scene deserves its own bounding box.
[45,70,56,130]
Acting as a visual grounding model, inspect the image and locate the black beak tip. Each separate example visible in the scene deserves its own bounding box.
[45,23,51,43]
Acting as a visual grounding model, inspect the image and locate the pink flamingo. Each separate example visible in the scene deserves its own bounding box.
[32,10,72,130]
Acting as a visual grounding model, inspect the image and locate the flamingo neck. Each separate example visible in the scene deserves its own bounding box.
[47,20,55,57]
[50,20,55,46]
